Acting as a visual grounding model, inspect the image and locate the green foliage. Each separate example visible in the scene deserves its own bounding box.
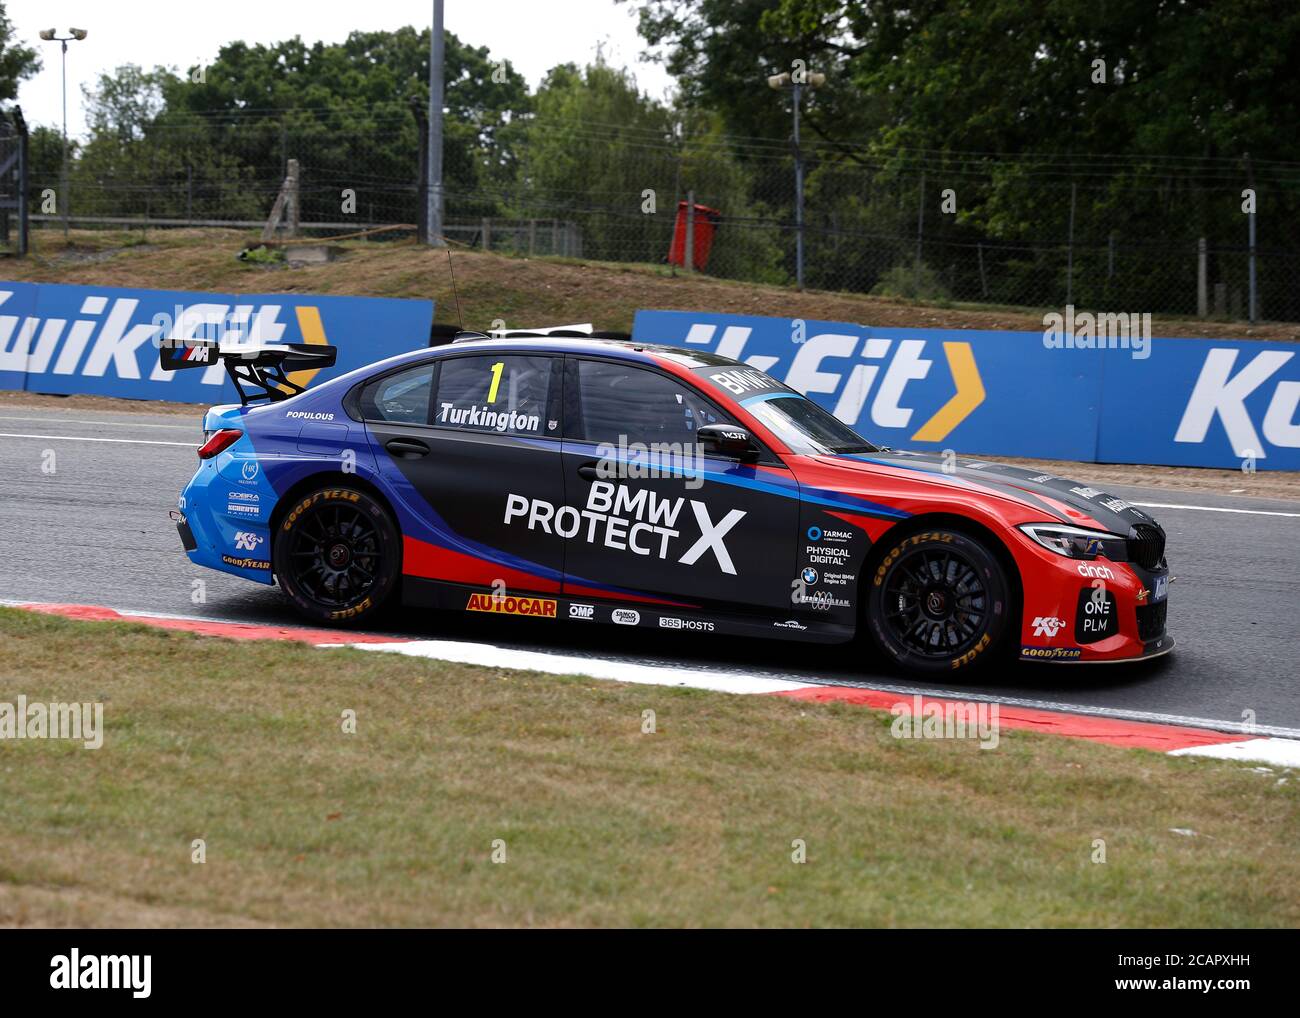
[0,2,40,104]
[871,261,951,302]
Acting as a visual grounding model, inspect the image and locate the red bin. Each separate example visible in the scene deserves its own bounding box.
[667,201,721,270]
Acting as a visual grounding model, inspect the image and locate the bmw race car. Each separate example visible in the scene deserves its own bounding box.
[163,325,1172,674]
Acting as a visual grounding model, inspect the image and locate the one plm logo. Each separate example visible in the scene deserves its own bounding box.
[1175,347,1300,459]
[0,289,329,386]
[681,321,984,441]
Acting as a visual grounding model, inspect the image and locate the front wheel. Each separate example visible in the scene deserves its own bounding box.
[865,527,1011,674]
[273,486,401,625]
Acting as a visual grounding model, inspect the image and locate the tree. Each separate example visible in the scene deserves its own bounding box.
[0,2,40,104]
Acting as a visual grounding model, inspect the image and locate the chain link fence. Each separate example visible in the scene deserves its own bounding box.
[22,106,1300,322]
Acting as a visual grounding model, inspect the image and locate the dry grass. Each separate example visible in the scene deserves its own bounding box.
[5,226,1297,341]
[0,607,1296,928]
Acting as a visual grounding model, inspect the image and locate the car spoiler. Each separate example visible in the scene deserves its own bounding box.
[159,339,338,406]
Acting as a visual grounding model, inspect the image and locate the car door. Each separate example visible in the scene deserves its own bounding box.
[360,352,568,600]
[559,355,800,612]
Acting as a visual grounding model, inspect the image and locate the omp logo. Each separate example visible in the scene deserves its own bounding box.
[1175,348,1300,459]
[0,289,328,388]
[682,321,984,441]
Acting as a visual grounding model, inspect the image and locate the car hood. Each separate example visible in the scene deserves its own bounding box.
[820,448,1162,536]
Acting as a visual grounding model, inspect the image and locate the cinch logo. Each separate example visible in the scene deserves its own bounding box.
[680,320,984,442]
[466,593,557,618]
[1076,563,1115,580]
[1175,348,1300,460]
[0,288,328,386]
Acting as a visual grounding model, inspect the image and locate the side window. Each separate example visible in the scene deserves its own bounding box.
[359,363,436,424]
[433,355,554,437]
[576,360,732,446]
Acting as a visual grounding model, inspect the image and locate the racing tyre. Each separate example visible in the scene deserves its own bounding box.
[865,527,1011,674]
[274,486,401,625]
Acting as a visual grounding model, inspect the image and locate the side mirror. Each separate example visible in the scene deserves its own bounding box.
[698,423,758,461]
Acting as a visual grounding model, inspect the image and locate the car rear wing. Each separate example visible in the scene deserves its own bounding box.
[159,339,337,406]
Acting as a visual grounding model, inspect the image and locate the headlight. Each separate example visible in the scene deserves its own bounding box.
[1018,523,1127,560]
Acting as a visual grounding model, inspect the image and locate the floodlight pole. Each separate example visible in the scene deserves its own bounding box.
[40,29,88,242]
[426,0,445,246]
[768,70,823,291]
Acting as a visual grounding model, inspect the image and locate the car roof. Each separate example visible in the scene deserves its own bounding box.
[434,335,742,368]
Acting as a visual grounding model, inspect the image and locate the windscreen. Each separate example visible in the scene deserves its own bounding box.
[691,364,879,456]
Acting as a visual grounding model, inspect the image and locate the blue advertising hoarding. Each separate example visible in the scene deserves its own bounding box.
[632,309,1300,471]
[0,282,435,404]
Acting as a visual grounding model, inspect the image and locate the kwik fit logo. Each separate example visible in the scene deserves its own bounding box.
[679,319,984,442]
[0,287,326,385]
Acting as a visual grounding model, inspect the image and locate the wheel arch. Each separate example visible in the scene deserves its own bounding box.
[861,511,1024,630]
[269,470,403,566]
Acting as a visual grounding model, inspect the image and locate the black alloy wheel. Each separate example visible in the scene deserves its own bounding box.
[865,528,1010,674]
[273,486,400,624]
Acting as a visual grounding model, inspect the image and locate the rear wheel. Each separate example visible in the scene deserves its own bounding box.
[865,527,1010,674]
[273,486,400,625]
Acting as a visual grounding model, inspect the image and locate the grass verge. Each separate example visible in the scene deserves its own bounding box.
[0,607,1296,928]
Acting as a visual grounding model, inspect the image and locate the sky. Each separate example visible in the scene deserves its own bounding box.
[7,0,677,138]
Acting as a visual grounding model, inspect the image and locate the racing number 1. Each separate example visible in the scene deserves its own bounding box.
[487,361,504,404]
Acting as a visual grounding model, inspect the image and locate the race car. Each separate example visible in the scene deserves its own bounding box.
[162,326,1172,673]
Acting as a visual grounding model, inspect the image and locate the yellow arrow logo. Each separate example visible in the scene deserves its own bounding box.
[284,305,328,393]
[910,341,985,442]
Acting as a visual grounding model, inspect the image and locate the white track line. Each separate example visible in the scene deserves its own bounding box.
[0,415,196,430]
[0,432,195,447]
[1133,501,1300,518]
[1171,739,1300,768]
[344,639,811,693]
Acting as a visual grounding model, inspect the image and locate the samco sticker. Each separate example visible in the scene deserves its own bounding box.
[465,593,558,618]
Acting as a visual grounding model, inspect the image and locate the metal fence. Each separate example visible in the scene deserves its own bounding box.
[20,105,1300,322]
